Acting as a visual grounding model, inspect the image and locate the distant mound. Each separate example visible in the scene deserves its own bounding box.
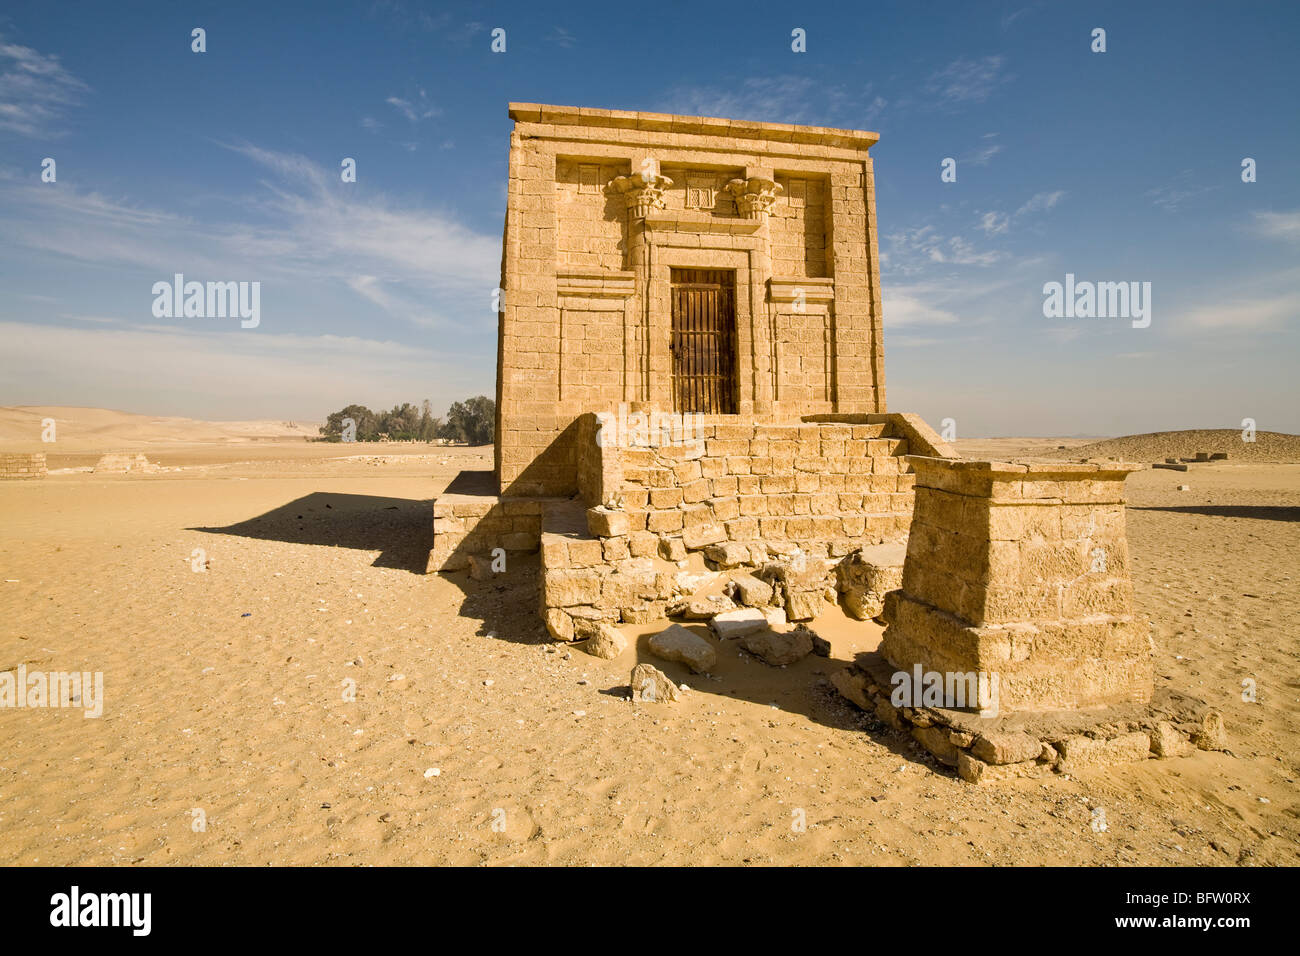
[0,406,321,448]
[1038,429,1300,464]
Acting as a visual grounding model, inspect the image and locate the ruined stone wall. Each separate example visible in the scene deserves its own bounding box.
[882,458,1153,712]
[532,412,955,637]
[614,420,914,556]
[0,453,47,479]
[426,472,547,573]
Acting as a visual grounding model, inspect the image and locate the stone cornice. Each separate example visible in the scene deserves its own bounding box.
[508,103,880,151]
[643,208,761,235]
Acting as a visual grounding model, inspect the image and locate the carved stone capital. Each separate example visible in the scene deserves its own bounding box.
[726,176,783,218]
[610,173,673,219]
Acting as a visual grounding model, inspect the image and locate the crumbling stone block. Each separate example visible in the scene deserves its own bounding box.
[648,623,717,672]
[630,663,679,703]
[741,627,813,667]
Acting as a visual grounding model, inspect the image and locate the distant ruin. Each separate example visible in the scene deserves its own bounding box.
[0,453,46,480]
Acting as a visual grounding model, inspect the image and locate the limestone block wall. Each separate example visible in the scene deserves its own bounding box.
[882,457,1152,713]
[555,158,628,270]
[612,420,915,557]
[537,411,955,639]
[770,175,827,277]
[0,453,47,479]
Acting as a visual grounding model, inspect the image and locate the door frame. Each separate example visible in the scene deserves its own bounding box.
[644,244,760,416]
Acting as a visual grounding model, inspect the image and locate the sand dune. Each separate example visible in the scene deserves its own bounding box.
[0,406,321,448]
[1038,429,1300,464]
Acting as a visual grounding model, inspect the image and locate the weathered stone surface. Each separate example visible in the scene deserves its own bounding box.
[577,622,627,659]
[630,663,680,703]
[741,627,813,666]
[467,553,497,581]
[648,624,717,672]
[836,543,906,620]
[682,523,727,550]
[785,590,825,621]
[710,608,768,640]
[668,595,736,620]
[1057,731,1151,772]
[658,536,687,561]
[587,506,629,538]
[912,726,960,767]
[971,731,1043,766]
[704,541,751,569]
[628,531,658,557]
[1150,720,1195,758]
[957,751,1045,784]
[1193,710,1228,751]
[730,572,774,607]
[545,568,603,607]
[874,697,905,730]
[544,608,574,642]
[830,669,871,710]
[882,457,1153,714]
[674,570,718,595]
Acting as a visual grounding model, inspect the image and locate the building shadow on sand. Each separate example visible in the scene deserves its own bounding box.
[190,491,434,573]
[1132,504,1300,523]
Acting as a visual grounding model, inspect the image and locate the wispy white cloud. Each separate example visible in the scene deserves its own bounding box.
[925,56,1010,107]
[884,287,962,327]
[885,225,1005,274]
[662,75,849,126]
[1016,190,1066,216]
[978,211,1009,236]
[1248,209,1300,242]
[1146,172,1215,212]
[0,145,499,329]
[549,27,577,48]
[963,133,1003,167]
[0,36,88,137]
[386,89,440,123]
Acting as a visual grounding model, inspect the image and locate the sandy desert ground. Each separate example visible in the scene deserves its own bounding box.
[0,415,1297,866]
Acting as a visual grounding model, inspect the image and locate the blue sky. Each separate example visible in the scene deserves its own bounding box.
[1,0,1296,436]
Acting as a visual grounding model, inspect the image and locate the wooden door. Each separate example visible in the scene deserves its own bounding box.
[669,268,737,414]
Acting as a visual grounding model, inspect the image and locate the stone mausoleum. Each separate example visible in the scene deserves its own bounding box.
[431,102,954,604]
[492,102,895,497]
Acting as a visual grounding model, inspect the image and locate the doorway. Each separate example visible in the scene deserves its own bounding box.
[669,268,737,414]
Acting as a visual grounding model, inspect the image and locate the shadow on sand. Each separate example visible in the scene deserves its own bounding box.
[190,490,434,573]
[437,555,941,772]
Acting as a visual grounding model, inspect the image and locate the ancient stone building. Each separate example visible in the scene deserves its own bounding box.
[495,103,888,498]
[430,104,959,580]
